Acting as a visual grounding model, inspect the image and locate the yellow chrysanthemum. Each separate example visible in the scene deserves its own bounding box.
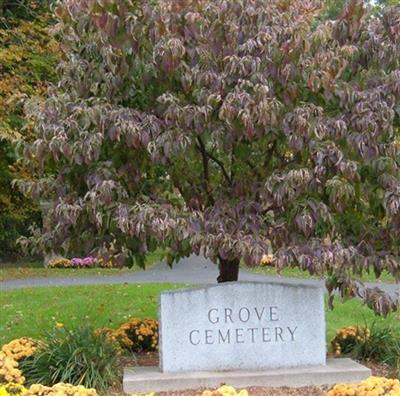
[328,376,400,396]
[0,353,25,385]
[1,338,37,361]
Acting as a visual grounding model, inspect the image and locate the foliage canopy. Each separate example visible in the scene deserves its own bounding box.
[18,0,400,314]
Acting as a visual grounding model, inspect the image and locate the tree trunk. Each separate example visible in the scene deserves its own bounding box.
[217,256,239,283]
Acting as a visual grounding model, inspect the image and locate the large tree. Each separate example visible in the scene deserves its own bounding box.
[18,0,399,314]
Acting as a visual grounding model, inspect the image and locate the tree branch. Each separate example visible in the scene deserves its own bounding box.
[206,147,232,185]
[196,137,232,186]
[195,137,215,205]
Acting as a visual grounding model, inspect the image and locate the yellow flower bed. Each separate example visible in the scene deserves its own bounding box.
[47,258,71,269]
[202,385,249,396]
[97,258,116,268]
[0,354,25,385]
[328,376,400,396]
[331,326,370,356]
[25,383,98,396]
[0,383,27,396]
[0,382,99,396]
[1,339,37,361]
[260,254,274,266]
[113,318,159,352]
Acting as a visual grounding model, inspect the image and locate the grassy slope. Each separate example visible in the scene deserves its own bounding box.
[1,283,398,346]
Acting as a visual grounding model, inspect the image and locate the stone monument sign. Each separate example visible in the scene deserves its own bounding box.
[159,280,326,373]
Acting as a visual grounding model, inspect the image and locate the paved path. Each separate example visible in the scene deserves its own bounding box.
[1,255,399,299]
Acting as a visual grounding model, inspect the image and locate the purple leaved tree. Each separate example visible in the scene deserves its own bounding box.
[17,0,399,314]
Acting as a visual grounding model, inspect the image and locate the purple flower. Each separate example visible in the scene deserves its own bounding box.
[70,256,97,268]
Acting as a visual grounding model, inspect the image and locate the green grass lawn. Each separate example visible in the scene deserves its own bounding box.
[0,250,165,281]
[253,265,397,284]
[1,283,398,347]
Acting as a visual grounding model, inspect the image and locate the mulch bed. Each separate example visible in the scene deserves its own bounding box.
[112,352,395,396]
[154,386,328,396]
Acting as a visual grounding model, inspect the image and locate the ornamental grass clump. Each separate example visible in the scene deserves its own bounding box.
[1,338,38,362]
[113,319,159,352]
[18,325,119,393]
[328,376,400,396]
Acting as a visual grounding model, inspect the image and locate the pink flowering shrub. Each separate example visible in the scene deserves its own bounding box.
[70,256,97,268]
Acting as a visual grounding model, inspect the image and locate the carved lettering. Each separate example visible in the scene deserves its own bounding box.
[208,308,219,324]
[275,327,284,342]
[248,327,257,343]
[235,328,244,343]
[224,308,233,323]
[254,307,265,321]
[270,306,278,321]
[189,330,200,345]
[218,329,231,344]
[238,307,250,322]
[205,329,214,344]
[262,327,271,342]
[287,326,297,341]
[188,305,300,346]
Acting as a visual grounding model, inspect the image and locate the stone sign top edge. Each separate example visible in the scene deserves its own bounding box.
[160,278,324,297]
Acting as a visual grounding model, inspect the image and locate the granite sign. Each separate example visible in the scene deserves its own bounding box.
[159,281,326,372]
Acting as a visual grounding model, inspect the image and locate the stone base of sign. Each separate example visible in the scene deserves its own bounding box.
[123,358,371,393]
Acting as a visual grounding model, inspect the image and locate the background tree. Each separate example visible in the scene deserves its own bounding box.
[18,0,399,314]
[319,0,399,21]
[0,0,57,259]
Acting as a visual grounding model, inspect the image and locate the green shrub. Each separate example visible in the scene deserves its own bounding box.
[19,325,119,393]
